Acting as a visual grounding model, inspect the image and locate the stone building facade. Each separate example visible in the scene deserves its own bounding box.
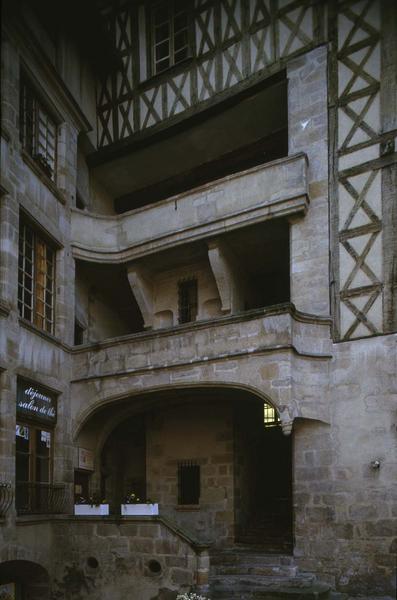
[0,0,396,599]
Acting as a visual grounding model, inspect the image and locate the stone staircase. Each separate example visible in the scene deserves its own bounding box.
[208,548,335,599]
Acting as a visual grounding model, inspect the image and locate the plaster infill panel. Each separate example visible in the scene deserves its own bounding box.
[71,153,309,263]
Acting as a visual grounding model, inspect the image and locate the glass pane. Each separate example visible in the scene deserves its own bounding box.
[155,23,169,44]
[36,457,50,483]
[156,41,170,62]
[156,58,170,73]
[35,429,51,483]
[16,425,30,482]
[175,48,188,63]
[174,14,188,32]
[175,30,188,52]
[174,0,186,14]
[154,4,168,25]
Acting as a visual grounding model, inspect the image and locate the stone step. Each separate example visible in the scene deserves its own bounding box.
[210,581,331,600]
[209,573,316,590]
[210,552,295,567]
[211,564,298,577]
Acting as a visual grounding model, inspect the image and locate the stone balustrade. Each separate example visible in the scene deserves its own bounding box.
[71,154,309,263]
[71,304,332,433]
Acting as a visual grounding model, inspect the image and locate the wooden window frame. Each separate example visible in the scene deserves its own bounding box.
[20,75,58,181]
[18,217,56,334]
[149,0,194,76]
[15,421,54,514]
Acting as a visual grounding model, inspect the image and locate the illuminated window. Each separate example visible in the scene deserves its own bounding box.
[20,76,57,180]
[263,402,280,427]
[18,218,55,333]
[151,0,192,75]
[178,278,198,324]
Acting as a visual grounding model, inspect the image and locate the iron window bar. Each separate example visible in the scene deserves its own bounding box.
[15,482,66,515]
[178,460,200,505]
[0,482,13,517]
[178,277,198,324]
[20,77,57,180]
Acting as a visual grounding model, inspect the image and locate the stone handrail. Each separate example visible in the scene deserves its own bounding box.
[71,153,309,264]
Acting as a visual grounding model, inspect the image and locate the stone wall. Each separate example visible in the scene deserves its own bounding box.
[146,401,234,543]
[50,518,200,600]
[293,334,397,596]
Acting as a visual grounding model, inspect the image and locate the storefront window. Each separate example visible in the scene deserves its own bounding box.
[15,380,57,514]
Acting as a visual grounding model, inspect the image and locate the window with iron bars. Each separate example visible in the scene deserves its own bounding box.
[18,218,55,334]
[178,277,198,324]
[20,77,57,180]
[178,461,200,505]
[151,0,192,75]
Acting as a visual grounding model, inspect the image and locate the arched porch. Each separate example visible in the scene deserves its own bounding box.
[74,385,294,552]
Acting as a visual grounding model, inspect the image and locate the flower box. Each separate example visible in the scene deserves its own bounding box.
[121,503,159,516]
[74,504,109,516]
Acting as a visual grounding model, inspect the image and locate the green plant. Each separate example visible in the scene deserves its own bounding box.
[123,491,154,504]
[76,494,106,507]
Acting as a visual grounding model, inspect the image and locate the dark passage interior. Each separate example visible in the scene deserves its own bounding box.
[89,73,288,213]
[100,415,146,513]
[234,401,293,553]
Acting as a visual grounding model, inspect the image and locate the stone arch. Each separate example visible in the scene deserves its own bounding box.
[0,560,50,600]
[73,381,295,444]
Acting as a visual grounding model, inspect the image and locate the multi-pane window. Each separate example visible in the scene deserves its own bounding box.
[15,423,53,514]
[178,278,198,324]
[18,219,55,333]
[151,0,191,75]
[20,77,57,180]
[178,461,200,505]
[263,402,281,428]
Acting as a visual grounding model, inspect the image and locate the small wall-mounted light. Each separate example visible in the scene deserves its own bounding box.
[371,460,381,469]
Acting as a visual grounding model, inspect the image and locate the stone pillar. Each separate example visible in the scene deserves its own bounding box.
[287,46,330,317]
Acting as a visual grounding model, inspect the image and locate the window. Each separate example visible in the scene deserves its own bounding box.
[178,278,198,324]
[16,423,53,513]
[151,0,192,75]
[16,380,59,514]
[18,218,55,333]
[74,320,85,345]
[178,461,200,505]
[263,402,280,428]
[20,77,57,180]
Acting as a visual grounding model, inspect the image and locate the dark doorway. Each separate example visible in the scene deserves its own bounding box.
[234,401,293,553]
[0,560,50,600]
[100,414,146,513]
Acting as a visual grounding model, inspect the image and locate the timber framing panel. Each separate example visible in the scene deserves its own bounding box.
[328,0,397,340]
[96,0,326,149]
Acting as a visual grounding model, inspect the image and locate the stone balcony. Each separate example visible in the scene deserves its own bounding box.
[71,153,309,263]
[70,304,332,435]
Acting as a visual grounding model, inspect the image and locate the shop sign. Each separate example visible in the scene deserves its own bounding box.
[17,380,57,424]
[78,447,94,471]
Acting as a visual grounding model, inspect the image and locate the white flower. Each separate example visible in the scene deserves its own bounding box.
[176,594,210,600]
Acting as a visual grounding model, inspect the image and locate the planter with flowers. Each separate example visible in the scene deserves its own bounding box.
[74,495,109,516]
[176,594,210,600]
[121,492,158,516]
